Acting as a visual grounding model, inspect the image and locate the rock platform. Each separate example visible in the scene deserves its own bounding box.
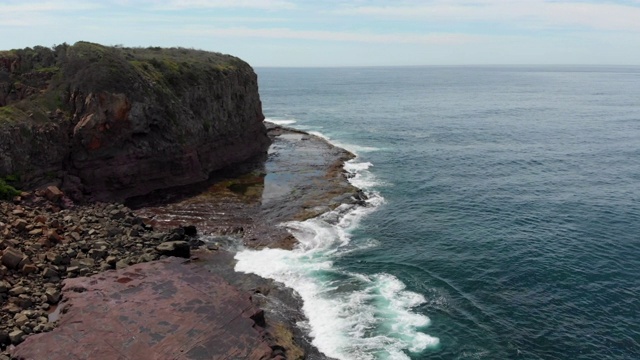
[11,256,276,360]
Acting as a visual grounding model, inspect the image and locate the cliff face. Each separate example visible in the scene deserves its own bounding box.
[0,42,270,201]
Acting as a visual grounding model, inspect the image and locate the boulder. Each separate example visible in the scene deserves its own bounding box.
[0,281,9,294]
[155,241,190,258]
[9,286,27,296]
[0,330,9,346]
[21,263,37,274]
[45,288,61,304]
[11,219,27,232]
[183,225,197,237]
[1,247,25,269]
[43,186,64,202]
[14,314,29,327]
[42,267,59,279]
[8,329,24,344]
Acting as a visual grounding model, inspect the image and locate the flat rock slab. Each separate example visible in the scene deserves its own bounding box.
[11,257,273,360]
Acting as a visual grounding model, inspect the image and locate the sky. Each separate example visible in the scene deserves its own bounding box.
[1,0,639,67]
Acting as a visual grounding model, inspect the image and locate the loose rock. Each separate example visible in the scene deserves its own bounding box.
[1,247,25,269]
[155,241,190,258]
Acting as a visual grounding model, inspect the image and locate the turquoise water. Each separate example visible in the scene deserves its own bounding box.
[238,66,640,359]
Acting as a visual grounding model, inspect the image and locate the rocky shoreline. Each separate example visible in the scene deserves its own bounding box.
[0,188,203,357]
[0,125,361,359]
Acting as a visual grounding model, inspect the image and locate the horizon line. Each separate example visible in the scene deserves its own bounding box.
[254,64,640,68]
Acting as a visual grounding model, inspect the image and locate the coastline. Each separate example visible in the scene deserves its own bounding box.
[2,122,364,359]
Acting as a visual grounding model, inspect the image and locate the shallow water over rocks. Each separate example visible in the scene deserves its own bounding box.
[132,123,360,250]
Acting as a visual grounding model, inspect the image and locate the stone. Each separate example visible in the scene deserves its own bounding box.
[69,231,81,241]
[15,295,33,309]
[38,237,53,248]
[45,252,62,265]
[138,253,156,263]
[32,324,45,333]
[21,263,38,274]
[45,288,61,304]
[1,247,25,269]
[0,330,9,345]
[4,303,21,314]
[105,255,117,265]
[88,248,106,260]
[183,225,197,237]
[28,228,43,236]
[14,314,29,327]
[21,309,36,319]
[11,219,28,231]
[9,329,24,344]
[0,280,9,293]
[49,219,61,229]
[9,286,27,296]
[17,257,33,270]
[12,208,25,216]
[109,209,125,220]
[34,215,47,224]
[45,229,61,242]
[42,267,59,279]
[44,186,64,202]
[78,258,95,267]
[155,241,190,258]
[115,259,130,270]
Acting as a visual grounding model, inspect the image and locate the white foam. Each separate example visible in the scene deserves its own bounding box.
[266,117,297,125]
[308,130,331,141]
[345,160,385,190]
[334,142,382,155]
[308,130,382,155]
[234,128,438,359]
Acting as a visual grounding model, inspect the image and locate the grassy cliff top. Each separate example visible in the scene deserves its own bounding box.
[0,42,249,124]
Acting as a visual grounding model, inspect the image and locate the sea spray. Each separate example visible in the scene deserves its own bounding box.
[235,145,439,359]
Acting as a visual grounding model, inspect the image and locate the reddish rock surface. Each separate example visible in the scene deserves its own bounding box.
[11,257,276,360]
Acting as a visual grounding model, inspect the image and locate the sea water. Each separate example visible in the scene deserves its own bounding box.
[236,66,640,359]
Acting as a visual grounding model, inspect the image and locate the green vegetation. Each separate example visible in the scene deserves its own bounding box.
[0,178,20,200]
[0,41,245,124]
[0,105,28,123]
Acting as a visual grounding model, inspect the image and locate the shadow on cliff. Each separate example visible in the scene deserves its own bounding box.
[125,152,267,210]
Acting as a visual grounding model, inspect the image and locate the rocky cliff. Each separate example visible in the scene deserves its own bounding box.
[0,42,270,201]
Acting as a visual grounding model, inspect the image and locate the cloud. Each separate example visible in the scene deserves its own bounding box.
[0,1,103,28]
[335,0,640,32]
[0,0,102,12]
[140,0,297,10]
[180,26,478,44]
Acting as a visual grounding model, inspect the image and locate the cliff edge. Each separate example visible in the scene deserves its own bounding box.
[0,42,270,201]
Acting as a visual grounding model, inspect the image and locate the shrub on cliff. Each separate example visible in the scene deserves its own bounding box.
[0,178,19,200]
[0,41,245,122]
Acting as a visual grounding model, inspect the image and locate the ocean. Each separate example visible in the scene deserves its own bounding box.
[235,66,640,359]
